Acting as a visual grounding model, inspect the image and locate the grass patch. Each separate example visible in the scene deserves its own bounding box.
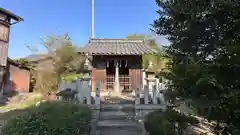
[0,94,42,112]
[0,109,29,121]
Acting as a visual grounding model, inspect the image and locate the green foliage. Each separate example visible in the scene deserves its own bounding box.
[35,71,58,94]
[13,58,32,68]
[126,34,168,71]
[1,101,92,135]
[153,0,240,131]
[54,45,85,75]
[0,94,42,112]
[61,73,83,84]
[144,108,198,135]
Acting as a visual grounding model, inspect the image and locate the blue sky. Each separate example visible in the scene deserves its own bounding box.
[1,0,169,58]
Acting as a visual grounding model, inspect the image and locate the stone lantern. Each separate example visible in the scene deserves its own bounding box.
[82,53,92,86]
[74,54,93,104]
[145,61,156,80]
[145,61,157,88]
[0,8,23,97]
[144,61,158,104]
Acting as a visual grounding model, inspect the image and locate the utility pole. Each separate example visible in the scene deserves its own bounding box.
[91,0,95,38]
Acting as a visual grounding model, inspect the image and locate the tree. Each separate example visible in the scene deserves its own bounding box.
[153,0,240,132]
[26,34,85,94]
[126,34,168,72]
[41,34,85,78]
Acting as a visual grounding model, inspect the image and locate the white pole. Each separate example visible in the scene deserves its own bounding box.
[91,0,95,38]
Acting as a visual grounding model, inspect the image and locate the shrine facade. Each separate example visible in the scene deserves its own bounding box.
[80,38,156,93]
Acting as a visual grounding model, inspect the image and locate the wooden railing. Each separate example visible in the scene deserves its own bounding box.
[106,75,130,90]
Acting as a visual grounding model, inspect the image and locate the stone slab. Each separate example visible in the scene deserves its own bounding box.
[97,120,139,127]
[100,127,142,135]
[100,104,135,111]
[135,104,166,110]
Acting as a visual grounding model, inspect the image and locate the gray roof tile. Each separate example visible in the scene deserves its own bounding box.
[80,38,156,55]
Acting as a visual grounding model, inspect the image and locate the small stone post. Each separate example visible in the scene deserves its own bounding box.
[135,88,140,104]
[144,85,149,104]
[156,78,159,90]
[76,79,83,103]
[152,85,158,104]
[95,80,100,106]
[86,81,92,105]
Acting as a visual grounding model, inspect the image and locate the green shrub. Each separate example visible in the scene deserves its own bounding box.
[1,101,92,135]
[62,73,83,84]
[144,109,199,135]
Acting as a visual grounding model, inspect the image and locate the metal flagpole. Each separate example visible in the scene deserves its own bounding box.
[91,0,95,38]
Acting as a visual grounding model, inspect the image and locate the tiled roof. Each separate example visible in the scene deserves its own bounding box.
[24,54,52,62]
[80,38,157,55]
[7,58,30,70]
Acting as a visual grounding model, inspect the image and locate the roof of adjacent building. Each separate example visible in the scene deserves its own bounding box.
[79,38,157,55]
[24,34,72,62]
[24,54,52,62]
[0,8,24,23]
[7,58,30,70]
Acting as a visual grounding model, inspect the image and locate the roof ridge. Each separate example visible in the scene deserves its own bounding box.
[90,38,143,40]
[89,38,144,43]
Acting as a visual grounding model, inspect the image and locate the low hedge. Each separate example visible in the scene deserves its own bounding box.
[144,108,199,135]
[1,101,92,135]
